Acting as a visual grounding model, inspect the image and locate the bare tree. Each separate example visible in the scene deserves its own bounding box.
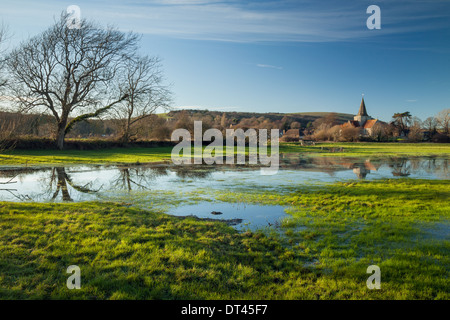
[112,56,172,142]
[408,117,423,142]
[0,24,7,89]
[339,126,360,142]
[423,116,438,136]
[436,108,450,134]
[0,24,9,151]
[5,13,139,149]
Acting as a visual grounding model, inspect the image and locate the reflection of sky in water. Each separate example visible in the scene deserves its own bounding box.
[0,157,448,203]
[169,202,287,231]
[0,156,448,229]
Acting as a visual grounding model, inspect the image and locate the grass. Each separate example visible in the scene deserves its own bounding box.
[0,147,174,165]
[279,142,450,157]
[213,179,450,299]
[1,142,449,165]
[0,201,314,299]
[0,179,448,299]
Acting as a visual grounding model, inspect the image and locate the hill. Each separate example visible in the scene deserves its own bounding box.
[165,109,354,127]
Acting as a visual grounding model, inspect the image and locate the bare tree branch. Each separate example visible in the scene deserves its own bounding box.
[5,12,140,149]
[112,55,172,142]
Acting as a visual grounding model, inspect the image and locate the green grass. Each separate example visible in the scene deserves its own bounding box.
[212,179,450,300]
[0,147,174,165]
[0,179,448,299]
[1,142,449,165]
[279,142,450,157]
[0,201,314,299]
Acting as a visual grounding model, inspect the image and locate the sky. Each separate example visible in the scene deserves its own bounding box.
[1,0,450,122]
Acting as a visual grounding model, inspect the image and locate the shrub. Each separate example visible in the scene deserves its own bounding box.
[431,133,450,143]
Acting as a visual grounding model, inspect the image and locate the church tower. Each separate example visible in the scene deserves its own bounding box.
[354,96,371,127]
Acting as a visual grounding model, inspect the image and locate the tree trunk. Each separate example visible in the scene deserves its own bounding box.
[56,121,67,150]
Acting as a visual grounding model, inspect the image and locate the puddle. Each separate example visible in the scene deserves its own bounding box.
[418,222,450,241]
[168,202,287,231]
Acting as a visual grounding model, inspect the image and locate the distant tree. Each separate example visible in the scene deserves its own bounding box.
[174,110,194,133]
[391,112,412,136]
[260,119,275,130]
[5,13,139,149]
[290,121,301,129]
[236,117,257,131]
[408,118,423,142]
[423,116,438,136]
[280,116,291,131]
[312,113,338,131]
[369,122,389,142]
[112,56,172,142]
[303,121,314,136]
[339,126,360,142]
[312,124,339,142]
[220,113,228,130]
[148,115,171,140]
[436,108,450,134]
[410,116,422,130]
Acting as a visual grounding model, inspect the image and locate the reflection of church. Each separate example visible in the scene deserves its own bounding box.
[342,96,383,136]
[352,166,369,179]
[279,154,381,179]
[344,160,379,179]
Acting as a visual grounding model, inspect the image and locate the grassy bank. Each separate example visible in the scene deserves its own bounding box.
[1,142,449,165]
[0,178,448,299]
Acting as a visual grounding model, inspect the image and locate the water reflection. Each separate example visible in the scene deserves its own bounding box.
[49,167,101,201]
[0,156,448,203]
[280,154,449,179]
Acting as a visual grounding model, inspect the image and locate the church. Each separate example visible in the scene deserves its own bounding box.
[341,96,381,136]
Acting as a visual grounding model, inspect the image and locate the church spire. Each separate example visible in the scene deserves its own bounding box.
[357,95,368,116]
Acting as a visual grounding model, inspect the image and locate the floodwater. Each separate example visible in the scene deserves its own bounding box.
[0,155,448,229]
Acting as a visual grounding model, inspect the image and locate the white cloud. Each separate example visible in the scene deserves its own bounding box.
[174,105,239,111]
[2,0,450,43]
[95,0,450,43]
[256,64,283,70]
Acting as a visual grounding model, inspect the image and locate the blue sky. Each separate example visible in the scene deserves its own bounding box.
[1,0,450,121]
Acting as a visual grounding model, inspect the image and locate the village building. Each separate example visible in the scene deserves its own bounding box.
[342,97,383,136]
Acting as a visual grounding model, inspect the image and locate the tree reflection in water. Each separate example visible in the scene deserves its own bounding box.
[111,166,169,191]
[390,158,411,177]
[48,167,101,202]
[0,156,448,202]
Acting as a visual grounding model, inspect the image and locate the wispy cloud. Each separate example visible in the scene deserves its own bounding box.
[406,99,418,102]
[2,0,450,44]
[256,64,282,70]
[91,0,450,43]
[175,105,239,111]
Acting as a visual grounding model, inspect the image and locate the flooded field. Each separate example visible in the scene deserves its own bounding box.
[1,155,448,229]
